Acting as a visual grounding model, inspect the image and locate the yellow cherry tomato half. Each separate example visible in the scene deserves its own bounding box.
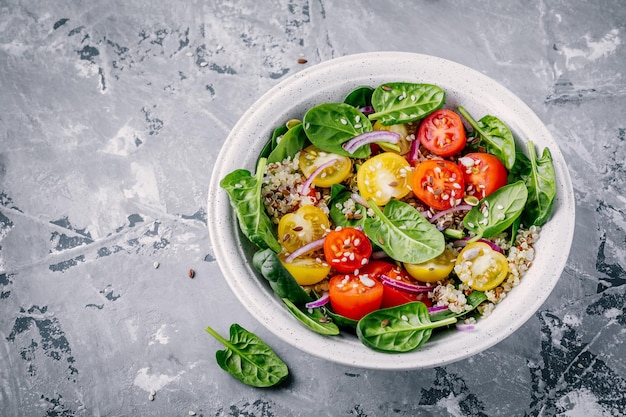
[373,120,413,155]
[279,253,331,286]
[404,248,456,283]
[299,145,352,188]
[277,205,330,253]
[454,242,509,291]
[356,152,412,206]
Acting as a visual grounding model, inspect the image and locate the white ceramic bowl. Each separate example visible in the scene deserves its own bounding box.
[207,52,575,370]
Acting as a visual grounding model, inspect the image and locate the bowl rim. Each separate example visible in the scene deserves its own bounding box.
[207,51,575,370]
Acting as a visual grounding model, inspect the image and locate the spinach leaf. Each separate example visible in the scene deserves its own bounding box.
[429,291,488,322]
[267,122,308,164]
[368,83,445,125]
[463,181,528,241]
[220,158,281,252]
[303,102,372,158]
[205,324,289,388]
[457,106,516,170]
[259,125,289,160]
[363,199,445,264]
[516,141,557,227]
[252,248,312,305]
[325,309,358,329]
[356,302,457,353]
[282,298,340,335]
[329,190,367,228]
[344,86,374,108]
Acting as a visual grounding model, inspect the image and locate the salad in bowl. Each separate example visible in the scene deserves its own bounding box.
[207,52,574,369]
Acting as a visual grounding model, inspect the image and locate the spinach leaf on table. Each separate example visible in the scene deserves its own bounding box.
[356,302,457,353]
[267,122,308,164]
[205,324,289,388]
[282,298,340,335]
[463,181,528,241]
[363,199,445,264]
[219,158,281,253]
[368,82,445,125]
[457,106,516,170]
[303,102,372,158]
[252,248,312,305]
[510,141,557,227]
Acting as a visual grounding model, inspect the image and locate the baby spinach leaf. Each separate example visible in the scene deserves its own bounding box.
[220,158,281,253]
[325,309,359,329]
[282,298,340,336]
[517,141,557,227]
[368,83,445,125]
[259,125,289,160]
[267,122,308,164]
[457,106,516,170]
[329,190,367,228]
[344,86,374,108]
[252,248,312,306]
[303,103,372,158]
[463,181,528,241]
[356,302,457,353]
[205,324,289,388]
[363,199,445,264]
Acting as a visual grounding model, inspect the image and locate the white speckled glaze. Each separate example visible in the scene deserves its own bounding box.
[207,52,575,370]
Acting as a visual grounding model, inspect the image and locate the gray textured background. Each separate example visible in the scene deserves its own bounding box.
[1,1,625,416]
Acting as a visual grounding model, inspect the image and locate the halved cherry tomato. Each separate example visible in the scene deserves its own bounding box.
[359,259,395,278]
[404,248,456,283]
[328,273,383,320]
[279,253,331,286]
[299,145,352,187]
[418,109,466,157]
[458,152,508,200]
[454,242,509,291]
[278,205,329,253]
[411,160,465,211]
[356,152,412,206]
[378,267,432,308]
[323,227,372,273]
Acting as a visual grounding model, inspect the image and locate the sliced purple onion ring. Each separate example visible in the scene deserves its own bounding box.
[359,105,375,115]
[452,237,504,253]
[305,292,330,309]
[284,237,326,263]
[380,274,432,293]
[407,133,422,165]
[428,204,473,224]
[300,158,338,195]
[455,323,476,331]
[428,305,449,314]
[342,131,400,155]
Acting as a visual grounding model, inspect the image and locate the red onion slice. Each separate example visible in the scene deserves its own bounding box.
[342,131,400,154]
[300,158,338,195]
[452,237,504,253]
[284,237,326,263]
[380,274,432,293]
[407,133,421,165]
[428,305,449,314]
[428,204,473,224]
[456,323,475,331]
[305,292,330,309]
[359,106,375,115]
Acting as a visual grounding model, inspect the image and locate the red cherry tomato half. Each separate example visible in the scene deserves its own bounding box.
[323,227,372,273]
[418,109,467,157]
[411,160,465,211]
[328,273,384,320]
[458,152,508,200]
